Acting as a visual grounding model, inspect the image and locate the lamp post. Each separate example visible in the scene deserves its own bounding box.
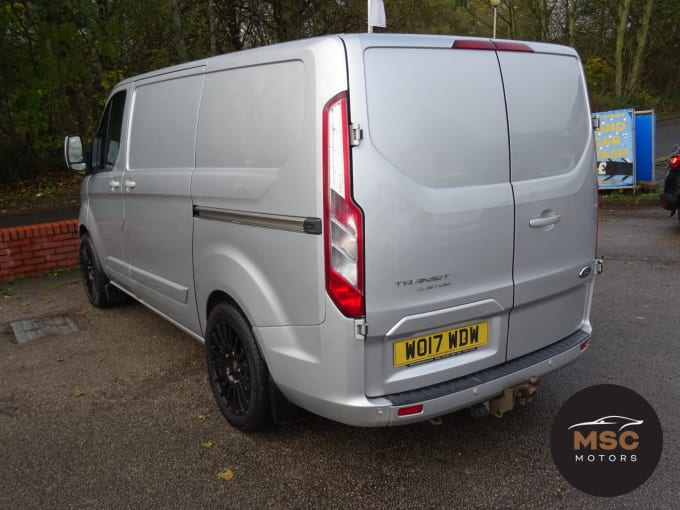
[490,0,501,39]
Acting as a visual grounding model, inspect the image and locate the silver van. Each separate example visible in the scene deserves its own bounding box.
[64,34,600,431]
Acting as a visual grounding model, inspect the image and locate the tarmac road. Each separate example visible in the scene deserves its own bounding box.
[1,204,679,509]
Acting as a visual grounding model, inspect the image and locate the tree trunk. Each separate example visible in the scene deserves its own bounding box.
[208,0,217,55]
[625,0,654,98]
[226,1,245,51]
[531,0,551,41]
[508,0,517,39]
[614,0,632,98]
[170,0,188,61]
[564,0,576,47]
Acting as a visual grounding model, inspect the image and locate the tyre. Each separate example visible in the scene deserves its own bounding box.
[205,303,271,431]
[79,234,112,308]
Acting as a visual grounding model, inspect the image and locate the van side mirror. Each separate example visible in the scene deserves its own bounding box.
[64,135,88,173]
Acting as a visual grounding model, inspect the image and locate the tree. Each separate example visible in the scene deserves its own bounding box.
[1,0,679,181]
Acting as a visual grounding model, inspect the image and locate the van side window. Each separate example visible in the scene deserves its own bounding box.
[92,90,127,172]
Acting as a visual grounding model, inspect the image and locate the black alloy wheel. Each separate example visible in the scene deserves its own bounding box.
[205,303,270,431]
[79,234,111,308]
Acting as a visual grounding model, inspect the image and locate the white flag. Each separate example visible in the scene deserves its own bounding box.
[369,0,386,28]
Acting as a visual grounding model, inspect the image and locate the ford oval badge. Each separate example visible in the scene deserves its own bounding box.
[578,266,592,279]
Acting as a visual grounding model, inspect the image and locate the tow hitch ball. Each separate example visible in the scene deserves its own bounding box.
[471,377,540,419]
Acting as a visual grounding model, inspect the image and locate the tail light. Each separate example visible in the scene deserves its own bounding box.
[452,40,534,52]
[669,155,680,169]
[322,92,364,318]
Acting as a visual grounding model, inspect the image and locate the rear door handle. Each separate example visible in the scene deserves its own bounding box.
[124,179,136,191]
[529,213,561,228]
[109,179,120,190]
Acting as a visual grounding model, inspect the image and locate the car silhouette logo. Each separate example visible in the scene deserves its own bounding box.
[567,415,644,432]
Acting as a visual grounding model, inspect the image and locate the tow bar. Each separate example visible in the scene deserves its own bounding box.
[486,376,540,418]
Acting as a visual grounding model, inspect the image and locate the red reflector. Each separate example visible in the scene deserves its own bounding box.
[580,340,589,351]
[670,155,680,169]
[452,40,534,53]
[397,404,424,417]
[661,200,670,208]
[493,41,534,52]
[452,40,495,51]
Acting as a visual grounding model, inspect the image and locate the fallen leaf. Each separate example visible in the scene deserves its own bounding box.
[201,440,214,449]
[76,310,87,316]
[603,374,618,380]
[217,469,234,481]
[197,414,208,421]
[72,389,85,397]
[35,192,44,198]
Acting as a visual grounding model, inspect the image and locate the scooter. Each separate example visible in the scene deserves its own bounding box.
[660,144,680,221]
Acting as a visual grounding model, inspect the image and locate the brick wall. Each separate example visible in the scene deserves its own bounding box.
[0,220,80,280]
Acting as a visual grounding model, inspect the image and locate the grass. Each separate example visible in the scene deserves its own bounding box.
[45,276,81,291]
[0,285,17,297]
[599,189,659,204]
[0,169,82,216]
[45,267,74,278]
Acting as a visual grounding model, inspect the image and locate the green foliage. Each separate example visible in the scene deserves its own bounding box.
[633,89,660,110]
[0,0,678,183]
[584,57,613,96]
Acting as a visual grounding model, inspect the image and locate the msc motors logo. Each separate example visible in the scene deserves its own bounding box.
[551,385,662,497]
[569,415,642,463]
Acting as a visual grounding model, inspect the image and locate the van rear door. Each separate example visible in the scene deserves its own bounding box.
[499,46,597,360]
[342,36,515,397]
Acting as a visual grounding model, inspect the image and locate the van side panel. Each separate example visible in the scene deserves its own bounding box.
[501,51,597,359]
[193,61,305,207]
[122,71,204,334]
[192,39,348,331]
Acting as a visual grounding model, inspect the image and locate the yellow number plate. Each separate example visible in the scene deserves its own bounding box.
[393,322,489,367]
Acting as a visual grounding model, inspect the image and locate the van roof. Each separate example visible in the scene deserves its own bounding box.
[114,33,578,90]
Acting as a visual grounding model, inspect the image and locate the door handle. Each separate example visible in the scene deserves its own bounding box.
[529,213,561,228]
[124,179,136,191]
[109,179,121,190]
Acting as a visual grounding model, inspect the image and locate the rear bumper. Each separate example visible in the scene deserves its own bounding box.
[660,192,679,211]
[275,327,590,427]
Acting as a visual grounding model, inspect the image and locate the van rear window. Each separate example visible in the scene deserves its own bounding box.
[364,48,510,189]
[498,52,590,181]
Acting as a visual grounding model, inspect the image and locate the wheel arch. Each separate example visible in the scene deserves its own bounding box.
[206,290,251,329]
